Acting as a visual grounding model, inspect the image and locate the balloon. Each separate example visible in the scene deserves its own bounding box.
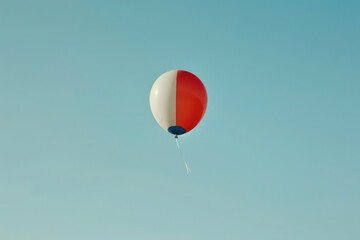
[150,70,207,136]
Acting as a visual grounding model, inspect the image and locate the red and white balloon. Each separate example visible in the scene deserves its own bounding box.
[150,70,207,136]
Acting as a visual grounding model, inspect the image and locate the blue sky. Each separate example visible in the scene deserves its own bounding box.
[0,0,359,239]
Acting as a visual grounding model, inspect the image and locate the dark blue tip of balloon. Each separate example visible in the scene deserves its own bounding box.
[168,126,186,135]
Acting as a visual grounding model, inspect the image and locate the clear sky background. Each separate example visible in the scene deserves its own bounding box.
[0,1,359,239]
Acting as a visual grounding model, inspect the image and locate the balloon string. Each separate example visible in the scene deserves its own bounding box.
[175,135,191,174]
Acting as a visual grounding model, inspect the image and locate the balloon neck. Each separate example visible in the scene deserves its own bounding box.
[168,126,186,135]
